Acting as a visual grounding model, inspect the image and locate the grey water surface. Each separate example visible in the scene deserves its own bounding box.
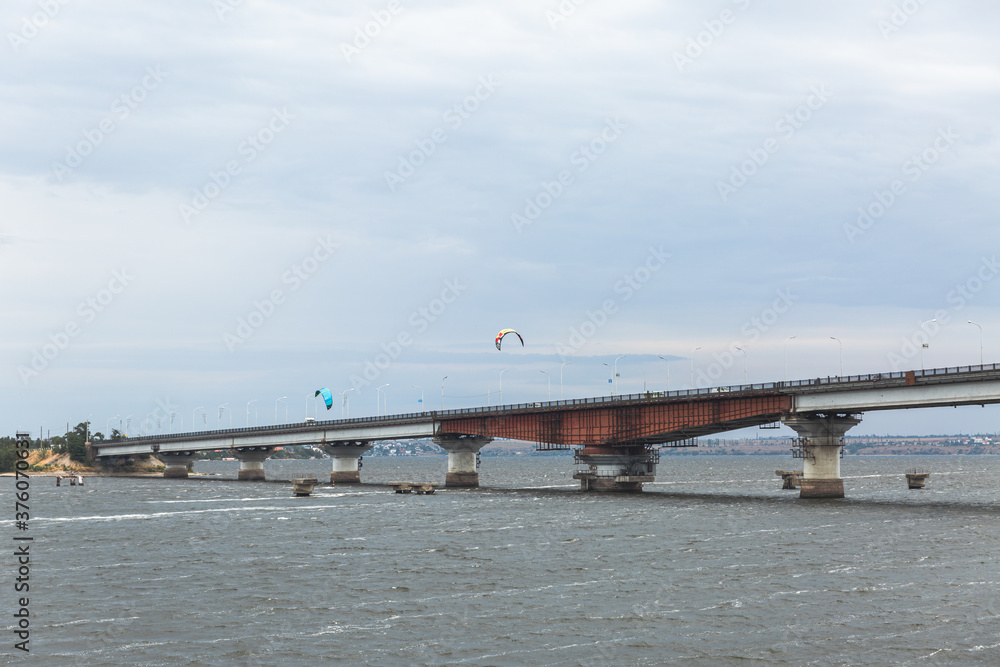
[15,455,1000,666]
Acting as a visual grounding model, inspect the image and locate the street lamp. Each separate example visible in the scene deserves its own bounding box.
[337,389,354,419]
[275,396,287,424]
[968,320,984,365]
[784,336,797,382]
[499,368,510,406]
[614,355,626,396]
[919,319,936,370]
[441,376,448,410]
[830,337,843,377]
[217,404,229,429]
[689,347,701,389]
[170,411,182,433]
[734,346,748,384]
[125,414,134,435]
[246,400,257,427]
[539,370,551,401]
[411,385,424,409]
[193,407,206,430]
[376,384,389,416]
[560,362,571,400]
[106,416,117,437]
[657,355,671,391]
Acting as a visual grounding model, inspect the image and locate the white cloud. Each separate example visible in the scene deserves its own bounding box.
[3,0,1000,434]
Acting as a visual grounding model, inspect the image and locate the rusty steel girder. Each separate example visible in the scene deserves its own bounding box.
[437,394,792,446]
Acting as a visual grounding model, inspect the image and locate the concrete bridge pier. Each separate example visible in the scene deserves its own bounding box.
[573,445,656,492]
[783,414,861,499]
[319,442,372,484]
[156,451,197,479]
[233,446,274,481]
[434,435,493,487]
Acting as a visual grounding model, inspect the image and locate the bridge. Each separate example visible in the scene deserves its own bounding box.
[92,363,1000,498]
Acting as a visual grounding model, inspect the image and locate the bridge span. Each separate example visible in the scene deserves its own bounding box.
[93,363,1000,498]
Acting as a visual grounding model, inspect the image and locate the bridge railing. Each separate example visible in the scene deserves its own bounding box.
[107,410,438,444]
[434,362,1000,413]
[103,362,1000,445]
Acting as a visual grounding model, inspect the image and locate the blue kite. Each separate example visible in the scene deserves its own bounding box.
[315,387,334,410]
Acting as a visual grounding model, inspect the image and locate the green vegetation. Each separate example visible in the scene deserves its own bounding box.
[0,422,94,471]
[64,422,89,462]
[0,437,18,474]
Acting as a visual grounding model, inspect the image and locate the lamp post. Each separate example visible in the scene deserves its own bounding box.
[217,404,230,429]
[106,416,117,437]
[830,337,843,377]
[441,376,447,410]
[539,370,551,401]
[968,320,984,365]
[412,385,424,409]
[784,336,797,382]
[376,384,389,416]
[689,347,701,389]
[246,400,257,427]
[337,390,354,419]
[734,346,748,384]
[920,319,937,370]
[499,368,510,406]
[125,414,134,435]
[614,355,626,396]
[170,411,181,433]
[560,361,571,400]
[657,355,671,391]
[275,396,287,424]
[193,407,206,430]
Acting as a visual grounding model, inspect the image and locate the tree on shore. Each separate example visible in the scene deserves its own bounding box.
[0,437,17,474]
[65,422,89,463]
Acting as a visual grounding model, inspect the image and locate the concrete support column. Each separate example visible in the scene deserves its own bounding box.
[319,443,372,484]
[573,445,656,492]
[156,451,197,479]
[434,435,493,487]
[233,447,274,481]
[782,414,862,499]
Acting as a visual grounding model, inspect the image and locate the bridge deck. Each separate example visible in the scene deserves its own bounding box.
[94,363,1000,456]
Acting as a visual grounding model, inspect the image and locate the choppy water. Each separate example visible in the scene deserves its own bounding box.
[10,455,1000,665]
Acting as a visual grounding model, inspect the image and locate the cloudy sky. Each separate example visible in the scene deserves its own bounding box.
[3,0,999,439]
